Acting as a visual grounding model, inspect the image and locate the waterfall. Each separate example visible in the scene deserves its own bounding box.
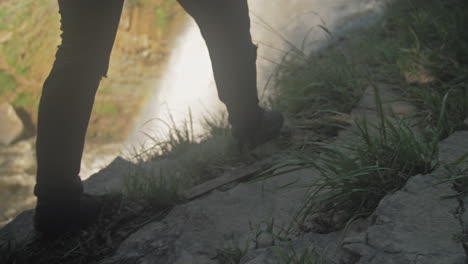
[125,21,223,153]
[126,0,383,154]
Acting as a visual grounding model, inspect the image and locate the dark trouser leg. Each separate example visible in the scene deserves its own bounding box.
[177,0,263,134]
[35,0,124,200]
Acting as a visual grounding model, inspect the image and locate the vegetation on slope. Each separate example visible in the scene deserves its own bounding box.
[268,0,468,232]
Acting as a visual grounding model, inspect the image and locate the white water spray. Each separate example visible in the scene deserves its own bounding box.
[127,0,383,152]
[125,21,223,152]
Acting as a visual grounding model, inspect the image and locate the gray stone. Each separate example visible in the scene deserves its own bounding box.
[99,83,443,264]
[4,74,468,264]
[342,173,466,264]
[80,143,121,179]
[0,210,35,248]
[336,84,419,146]
[240,232,343,264]
[100,221,179,264]
[0,103,24,146]
[95,123,468,264]
[461,196,468,252]
[339,96,468,263]
[351,85,417,118]
[439,131,468,169]
[83,157,137,195]
[100,168,325,263]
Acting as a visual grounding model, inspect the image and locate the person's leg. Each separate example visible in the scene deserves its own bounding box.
[177,0,283,147]
[34,0,124,234]
[176,0,261,128]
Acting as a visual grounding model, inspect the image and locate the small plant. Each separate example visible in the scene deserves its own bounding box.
[384,0,468,137]
[272,48,363,117]
[251,218,298,247]
[202,111,231,138]
[274,244,321,264]
[438,155,468,196]
[216,236,250,264]
[260,87,439,228]
[128,110,249,188]
[130,111,198,162]
[354,86,439,177]
[124,165,180,209]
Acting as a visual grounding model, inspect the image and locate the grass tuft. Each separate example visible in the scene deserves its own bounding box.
[274,244,321,264]
[260,88,439,229]
[272,49,363,117]
[370,0,468,137]
[126,112,246,196]
[216,235,250,264]
[124,165,180,209]
[260,0,467,230]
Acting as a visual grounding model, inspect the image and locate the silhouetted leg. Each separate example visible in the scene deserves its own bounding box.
[177,0,263,136]
[35,0,124,201]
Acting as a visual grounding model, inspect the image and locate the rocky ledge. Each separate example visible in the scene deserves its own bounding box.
[1,87,468,263]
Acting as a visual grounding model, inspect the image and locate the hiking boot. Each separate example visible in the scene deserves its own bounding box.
[34,193,103,236]
[232,109,284,149]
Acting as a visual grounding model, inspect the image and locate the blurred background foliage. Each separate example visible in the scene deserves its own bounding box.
[0,0,185,142]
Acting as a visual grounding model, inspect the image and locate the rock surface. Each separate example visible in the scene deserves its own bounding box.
[0,210,35,246]
[2,90,468,264]
[342,131,468,264]
[439,131,468,168]
[239,232,345,264]
[83,157,137,195]
[342,173,465,264]
[97,133,468,264]
[0,103,24,146]
[336,84,419,146]
[100,168,329,264]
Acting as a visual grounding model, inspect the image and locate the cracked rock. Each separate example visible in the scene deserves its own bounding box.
[342,173,466,263]
[240,232,344,264]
